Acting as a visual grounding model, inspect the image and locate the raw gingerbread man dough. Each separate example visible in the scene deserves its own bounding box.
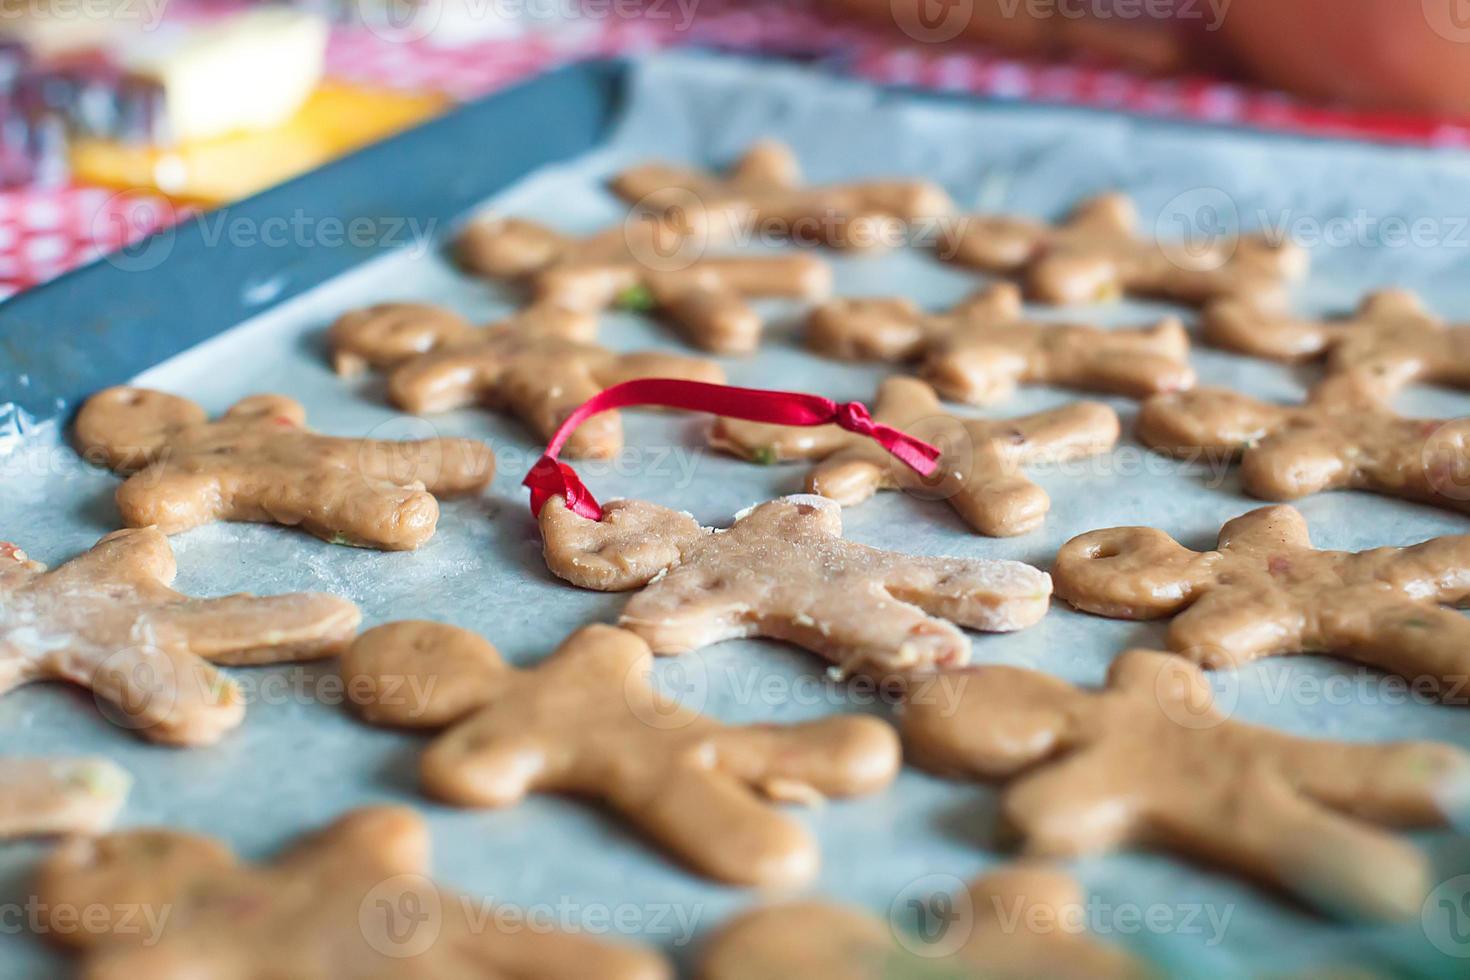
[611,138,954,252]
[328,300,724,458]
[0,758,131,838]
[328,300,591,375]
[904,649,1470,920]
[938,192,1305,306]
[76,387,496,550]
[699,865,1148,980]
[458,213,831,353]
[1138,374,1470,513]
[807,283,1195,403]
[0,532,359,745]
[710,377,1120,536]
[539,494,1051,674]
[1205,288,1470,393]
[343,622,900,887]
[33,805,670,979]
[1053,505,1470,696]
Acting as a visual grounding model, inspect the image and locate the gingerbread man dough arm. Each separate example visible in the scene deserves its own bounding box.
[1137,386,1293,460]
[620,556,993,671]
[351,431,499,498]
[712,376,944,503]
[870,549,1053,636]
[51,526,360,666]
[1203,298,1332,360]
[539,497,703,591]
[590,350,728,393]
[709,417,860,465]
[0,758,131,839]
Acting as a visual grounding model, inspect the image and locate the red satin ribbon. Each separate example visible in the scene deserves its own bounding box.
[522,378,942,521]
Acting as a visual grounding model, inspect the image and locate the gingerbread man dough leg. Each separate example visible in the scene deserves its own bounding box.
[77,388,495,550]
[1054,506,1470,698]
[1,530,359,745]
[904,649,1470,920]
[0,758,131,838]
[35,806,669,979]
[540,494,1051,673]
[345,622,899,886]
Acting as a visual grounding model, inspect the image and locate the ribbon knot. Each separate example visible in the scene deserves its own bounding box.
[522,379,941,522]
[833,401,876,437]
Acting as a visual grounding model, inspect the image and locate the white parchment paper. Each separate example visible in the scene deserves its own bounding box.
[4,52,1470,977]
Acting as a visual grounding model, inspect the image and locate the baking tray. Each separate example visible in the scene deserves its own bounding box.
[4,51,1470,978]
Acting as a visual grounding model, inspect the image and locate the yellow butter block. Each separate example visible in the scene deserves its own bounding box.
[71,83,448,206]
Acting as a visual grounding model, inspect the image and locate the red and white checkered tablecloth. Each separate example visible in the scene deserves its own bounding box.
[6,0,1470,299]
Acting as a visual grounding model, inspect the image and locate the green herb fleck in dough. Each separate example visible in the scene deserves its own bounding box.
[614,283,658,312]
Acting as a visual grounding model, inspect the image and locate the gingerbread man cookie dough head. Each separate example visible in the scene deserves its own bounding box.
[807,283,1195,404]
[711,377,1120,537]
[939,192,1306,306]
[328,301,725,459]
[33,805,670,980]
[1205,288,1470,393]
[610,139,954,252]
[76,387,496,550]
[0,758,130,838]
[539,494,1051,674]
[904,650,1470,920]
[344,622,899,887]
[458,214,831,354]
[1138,374,1470,514]
[700,865,1148,980]
[1054,505,1470,697]
[0,531,359,745]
